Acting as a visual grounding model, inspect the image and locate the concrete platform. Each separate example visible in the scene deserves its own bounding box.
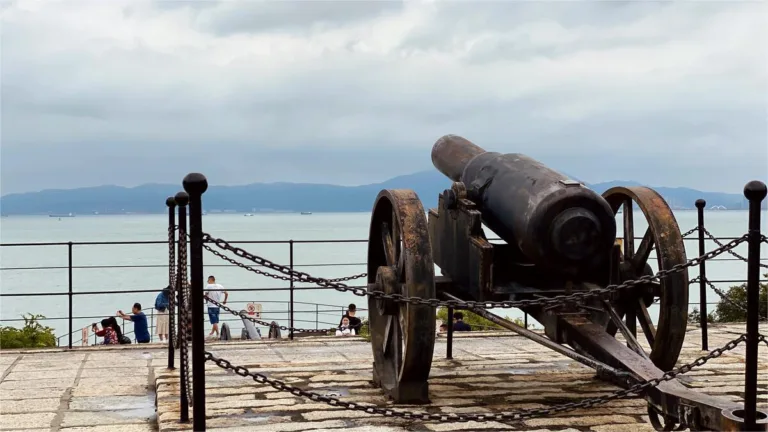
[1,324,766,432]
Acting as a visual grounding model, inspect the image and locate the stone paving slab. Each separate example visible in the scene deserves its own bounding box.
[1,323,766,431]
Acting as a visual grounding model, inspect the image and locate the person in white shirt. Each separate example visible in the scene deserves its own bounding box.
[204,275,228,338]
[335,316,356,337]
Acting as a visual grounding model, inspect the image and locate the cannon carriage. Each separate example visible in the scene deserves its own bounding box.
[365,135,764,431]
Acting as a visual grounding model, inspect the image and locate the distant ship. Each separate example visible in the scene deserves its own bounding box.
[244,213,255,217]
[49,213,75,218]
[300,212,312,215]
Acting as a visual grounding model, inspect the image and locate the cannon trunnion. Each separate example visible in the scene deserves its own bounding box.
[366,135,766,431]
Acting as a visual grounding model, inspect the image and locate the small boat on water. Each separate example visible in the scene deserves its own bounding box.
[244,213,255,217]
[49,213,75,218]
[300,212,312,215]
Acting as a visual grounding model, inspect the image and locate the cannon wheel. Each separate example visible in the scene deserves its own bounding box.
[367,189,436,404]
[601,186,689,372]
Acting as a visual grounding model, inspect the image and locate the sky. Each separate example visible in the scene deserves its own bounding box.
[1,0,766,195]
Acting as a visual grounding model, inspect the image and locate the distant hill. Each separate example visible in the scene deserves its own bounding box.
[0,171,760,215]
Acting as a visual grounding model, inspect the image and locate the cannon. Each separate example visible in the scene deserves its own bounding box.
[366,135,767,430]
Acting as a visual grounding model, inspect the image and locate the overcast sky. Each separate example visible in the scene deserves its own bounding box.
[1,0,766,195]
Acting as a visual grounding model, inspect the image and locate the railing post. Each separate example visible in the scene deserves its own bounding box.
[742,180,766,430]
[184,173,208,432]
[68,242,73,349]
[695,199,708,351]
[167,196,177,370]
[524,312,528,330]
[289,240,294,341]
[176,193,189,423]
[315,304,319,330]
[446,307,454,360]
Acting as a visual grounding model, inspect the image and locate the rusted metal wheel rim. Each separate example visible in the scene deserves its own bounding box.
[367,189,436,390]
[602,186,689,372]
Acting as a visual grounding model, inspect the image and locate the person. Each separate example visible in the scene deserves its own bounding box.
[204,275,228,339]
[106,316,128,344]
[453,312,472,332]
[335,316,356,336]
[154,287,171,342]
[438,323,448,333]
[92,319,119,345]
[338,304,362,333]
[117,303,151,343]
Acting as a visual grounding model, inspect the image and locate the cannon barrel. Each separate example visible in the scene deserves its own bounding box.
[431,135,617,271]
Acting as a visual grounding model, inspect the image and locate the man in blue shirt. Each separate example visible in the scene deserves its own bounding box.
[118,303,151,343]
[452,312,472,332]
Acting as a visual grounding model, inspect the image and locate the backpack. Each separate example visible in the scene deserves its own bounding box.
[155,292,169,312]
[119,335,132,344]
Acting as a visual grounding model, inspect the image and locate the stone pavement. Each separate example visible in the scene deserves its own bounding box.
[1,324,766,432]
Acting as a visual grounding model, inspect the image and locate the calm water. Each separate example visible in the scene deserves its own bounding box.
[1,211,766,343]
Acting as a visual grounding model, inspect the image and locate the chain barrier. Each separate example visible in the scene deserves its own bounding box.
[760,334,768,348]
[167,225,177,355]
[178,227,192,406]
[206,296,332,334]
[681,226,699,238]
[689,276,748,313]
[201,242,366,283]
[702,228,768,269]
[202,232,747,310]
[203,334,746,423]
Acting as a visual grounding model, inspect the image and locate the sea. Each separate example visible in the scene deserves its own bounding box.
[1,211,766,344]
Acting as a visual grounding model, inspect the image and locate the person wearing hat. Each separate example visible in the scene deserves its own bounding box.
[204,275,228,339]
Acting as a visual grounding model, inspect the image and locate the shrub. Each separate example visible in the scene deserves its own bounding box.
[358,319,370,342]
[436,307,525,330]
[690,275,767,324]
[0,314,57,349]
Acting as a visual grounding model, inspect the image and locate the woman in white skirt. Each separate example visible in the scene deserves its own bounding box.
[154,287,171,342]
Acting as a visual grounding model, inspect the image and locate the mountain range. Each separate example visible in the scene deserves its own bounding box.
[0,170,760,215]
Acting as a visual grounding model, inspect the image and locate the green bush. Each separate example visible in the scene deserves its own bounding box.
[358,319,370,342]
[0,314,57,349]
[690,275,767,324]
[436,307,525,330]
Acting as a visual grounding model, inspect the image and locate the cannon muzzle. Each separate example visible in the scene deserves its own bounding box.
[431,135,487,182]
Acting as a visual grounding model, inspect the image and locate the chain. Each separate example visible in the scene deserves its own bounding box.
[204,334,745,423]
[689,276,748,313]
[681,226,699,238]
[760,334,768,347]
[178,226,193,405]
[168,225,177,350]
[202,242,367,283]
[702,228,768,268]
[203,232,747,310]
[206,297,332,334]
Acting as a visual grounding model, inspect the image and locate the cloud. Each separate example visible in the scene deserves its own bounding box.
[1,0,766,195]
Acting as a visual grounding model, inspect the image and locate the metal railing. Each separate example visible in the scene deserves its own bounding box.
[1,232,766,348]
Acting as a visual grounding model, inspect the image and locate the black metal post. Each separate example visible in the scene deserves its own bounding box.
[524,312,528,330]
[68,242,73,349]
[742,180,766,430]
[446,307,454,360]
[695,199,708,351]
[167,196,177,370]
[183,173,208,432]
[176,194,189,423]
[289,240,294,340]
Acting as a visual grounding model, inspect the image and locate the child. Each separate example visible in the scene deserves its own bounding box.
[335,316,356,337]
[92,319,119,345]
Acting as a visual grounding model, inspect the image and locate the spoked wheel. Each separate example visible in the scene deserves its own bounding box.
[601,186,689,372]
[367,189,436,404]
